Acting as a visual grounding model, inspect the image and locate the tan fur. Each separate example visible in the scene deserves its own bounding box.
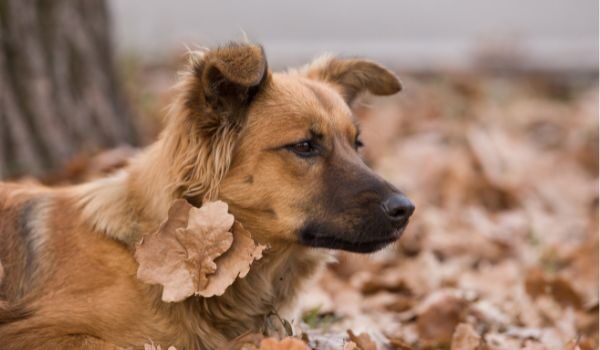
[0,43,400,349]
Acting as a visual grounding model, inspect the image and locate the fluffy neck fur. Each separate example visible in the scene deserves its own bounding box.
[75,81,240,245]
[73,108,328,348]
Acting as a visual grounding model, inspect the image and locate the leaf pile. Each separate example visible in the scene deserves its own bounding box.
[296,74,598,350]
[135,199,266,302]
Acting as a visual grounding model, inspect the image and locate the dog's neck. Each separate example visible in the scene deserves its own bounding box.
[165,244,328,349]
[73,134,330,346]
[74,140,177,245]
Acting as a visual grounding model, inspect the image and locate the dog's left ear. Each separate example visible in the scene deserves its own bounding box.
[303,56,401,105]
[186,43,269,132]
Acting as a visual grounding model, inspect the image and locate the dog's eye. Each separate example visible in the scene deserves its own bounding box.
[287,140,318,158]
[355,138,364,149]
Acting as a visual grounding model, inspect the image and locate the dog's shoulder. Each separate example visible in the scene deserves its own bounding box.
[0,182,53,300]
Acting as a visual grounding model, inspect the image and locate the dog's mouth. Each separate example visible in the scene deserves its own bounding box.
[299,222,407,253]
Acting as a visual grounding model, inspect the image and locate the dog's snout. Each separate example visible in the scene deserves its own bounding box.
[381,194,415,221]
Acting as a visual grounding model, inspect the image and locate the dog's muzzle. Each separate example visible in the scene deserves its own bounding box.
[299,193,415,253]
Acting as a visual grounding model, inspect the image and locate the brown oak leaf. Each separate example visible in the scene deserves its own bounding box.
[144,343,177,350]
[259,337,311,350]
[197,221,266,297]
[135,199,234,302]
[450,323,482,350]
[347,330,377,350]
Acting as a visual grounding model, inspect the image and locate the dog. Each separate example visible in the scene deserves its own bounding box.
[0,43,414,349]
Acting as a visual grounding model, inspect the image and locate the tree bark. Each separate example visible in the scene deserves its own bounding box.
[0,0,138,179]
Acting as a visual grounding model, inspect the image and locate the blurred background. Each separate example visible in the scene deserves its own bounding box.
[110,0,598,71]
[0,1,598,349]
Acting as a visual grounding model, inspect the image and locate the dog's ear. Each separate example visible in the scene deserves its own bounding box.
[185,43,269,132]
[303,56,401,105]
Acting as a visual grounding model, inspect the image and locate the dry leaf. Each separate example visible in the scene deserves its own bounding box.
[521,340,549,350]
[387,337,412,350]
[196,221,266,297]
[347,330,377,350]
[565,338,596,350]
[135,200,234,302]
[416,290,469,347]
[259,337,310,350]
[525,268,583,309]
[343,341,359,350]
[144,343,176,350]
[451,323,481,350]
[135,199,265,302]
[184,202,235,290]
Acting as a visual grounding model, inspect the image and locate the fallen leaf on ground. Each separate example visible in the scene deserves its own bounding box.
[521,340,549,350]
[343,341,359,350]
[525,268,583,309]
[416,290,469,347]
[135,199,265,302]
[387,337,412,350]
[259,337,311,350]
[451,323,481,350]
[347,330,377,350]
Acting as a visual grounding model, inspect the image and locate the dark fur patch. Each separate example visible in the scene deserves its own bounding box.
[299,220,401,253]
[0,304,34,326]
[17,201,36,280]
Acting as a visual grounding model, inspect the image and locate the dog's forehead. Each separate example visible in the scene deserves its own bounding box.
[250,73,356,136]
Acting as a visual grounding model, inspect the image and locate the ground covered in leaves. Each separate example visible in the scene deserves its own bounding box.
[289,73,598,350]
[42,69,600,350]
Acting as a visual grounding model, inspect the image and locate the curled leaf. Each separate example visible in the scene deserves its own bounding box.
[196,221,266,297]
[259,337,310,350]
[144,343,177,350]
[347,330,377,350]
[135,200,234,302]
[450,323,481,350]
[184,202,235,290]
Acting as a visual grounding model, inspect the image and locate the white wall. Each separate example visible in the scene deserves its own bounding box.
[109,0,599,70]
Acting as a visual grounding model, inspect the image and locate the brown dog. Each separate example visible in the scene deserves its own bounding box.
[0,43,413,349]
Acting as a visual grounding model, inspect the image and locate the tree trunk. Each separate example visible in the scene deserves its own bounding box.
[0,0,138,179]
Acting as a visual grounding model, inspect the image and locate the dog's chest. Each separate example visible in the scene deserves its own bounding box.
[160,248,328,349]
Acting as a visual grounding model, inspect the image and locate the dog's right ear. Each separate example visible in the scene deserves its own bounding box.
[302,55,401,105]
[184,43,269,133]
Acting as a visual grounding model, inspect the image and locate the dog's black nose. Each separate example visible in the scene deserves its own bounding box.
[382,194,415,221]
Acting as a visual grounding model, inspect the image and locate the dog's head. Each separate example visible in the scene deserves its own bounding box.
[176,43,414,253]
